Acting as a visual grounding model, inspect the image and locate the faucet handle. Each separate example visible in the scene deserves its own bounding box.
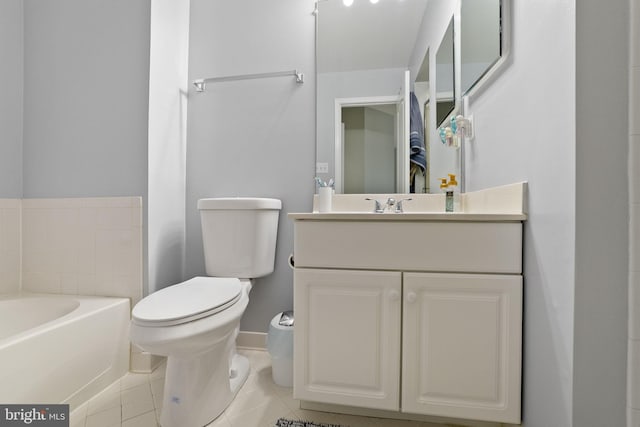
[365,198,384,213]
[395,198,413,213]
[386,198,396,209]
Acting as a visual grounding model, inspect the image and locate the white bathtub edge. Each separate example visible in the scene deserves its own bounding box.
[64,297,131,411]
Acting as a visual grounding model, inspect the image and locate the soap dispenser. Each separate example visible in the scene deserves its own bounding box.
[440,178,453,213]
[447,174,461,212]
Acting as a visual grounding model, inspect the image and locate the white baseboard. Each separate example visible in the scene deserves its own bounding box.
[300,401,505,427]
[130,351,165,373]
[237,331,267,350]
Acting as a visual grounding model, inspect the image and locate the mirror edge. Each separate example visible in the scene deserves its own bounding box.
[435,16,457,128]
[461,0,512,102]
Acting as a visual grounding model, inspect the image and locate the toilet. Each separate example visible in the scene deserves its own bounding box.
[130,197,281,427]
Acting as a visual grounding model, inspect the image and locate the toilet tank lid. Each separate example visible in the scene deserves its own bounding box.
[198,197,281,210]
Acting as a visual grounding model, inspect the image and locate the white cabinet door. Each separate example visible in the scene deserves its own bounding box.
[402,273,522,424]
[293,268,402,411]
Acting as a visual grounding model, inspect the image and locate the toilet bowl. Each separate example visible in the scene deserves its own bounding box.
[130,277,251,427]
[130,198,281,427]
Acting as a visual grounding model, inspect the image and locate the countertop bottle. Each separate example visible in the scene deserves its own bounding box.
[440,178,454,213]
[447,174,461,212]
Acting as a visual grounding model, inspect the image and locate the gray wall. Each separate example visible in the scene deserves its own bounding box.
[464,1,576,426]
[186,0,316,332]
[22,0,150,199]
[573,0,628,424]
[465,0,629,425]
[0,0,24,198]
[147,0,190,295]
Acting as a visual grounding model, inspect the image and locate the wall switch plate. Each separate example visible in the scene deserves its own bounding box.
[316,162,329,174]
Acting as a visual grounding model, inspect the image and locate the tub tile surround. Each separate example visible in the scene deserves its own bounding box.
[0,199,21,293]
[0,196,145,386]
[0,196,145,304]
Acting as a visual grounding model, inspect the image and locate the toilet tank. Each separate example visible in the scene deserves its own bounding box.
[197,198,281,279]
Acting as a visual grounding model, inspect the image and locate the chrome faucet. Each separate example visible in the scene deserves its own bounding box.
[366,197,411,213]
[395,198,412,213]
[365,198,384,213]
[384,198,396,211]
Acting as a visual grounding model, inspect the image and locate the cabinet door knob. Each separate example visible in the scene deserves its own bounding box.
[406,292,417,303]
[388,290,400,301]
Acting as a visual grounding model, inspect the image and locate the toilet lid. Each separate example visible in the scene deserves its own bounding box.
[132,277,242,327]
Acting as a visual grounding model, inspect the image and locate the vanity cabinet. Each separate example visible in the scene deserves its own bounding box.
[291,215,524,424]
[293,269,402,411]
[401,272,522,423]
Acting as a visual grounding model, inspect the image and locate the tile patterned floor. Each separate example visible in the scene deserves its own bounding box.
[69,349,443,427]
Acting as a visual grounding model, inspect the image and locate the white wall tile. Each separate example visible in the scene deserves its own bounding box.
[132,207,143,229]
[60,274,79,295]
[22,248,63,273]
[20,197,143,302]
[0,271,20,293]
[29,198,90,209]
[22,271,61,293]
[0,199,21,209]
[22,209,51,252]
[0,201,21,294]
[76,273,99,296]
[98,207,137,229]
[81,197,141,208]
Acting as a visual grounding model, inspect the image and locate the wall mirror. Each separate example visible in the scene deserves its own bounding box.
[315,0,426,194]
[315,0,508,195]
[412,49,430,194]
[435,18,455,127]
[461,0,503,95]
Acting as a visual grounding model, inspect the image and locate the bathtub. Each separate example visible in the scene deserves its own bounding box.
[0,293,130,409]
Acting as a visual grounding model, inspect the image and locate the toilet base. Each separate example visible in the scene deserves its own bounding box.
[229,352,251,395]
[159,344,249,427]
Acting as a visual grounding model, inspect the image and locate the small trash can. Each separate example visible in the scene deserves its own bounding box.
[267,311,294,387]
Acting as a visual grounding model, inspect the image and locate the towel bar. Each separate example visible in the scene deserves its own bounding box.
[193,70,304,92]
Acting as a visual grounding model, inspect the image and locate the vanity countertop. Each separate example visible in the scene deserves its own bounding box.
[291,182,528,222]
[288,212,526,221]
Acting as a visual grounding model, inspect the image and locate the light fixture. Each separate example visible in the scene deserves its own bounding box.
[341,0,380,6]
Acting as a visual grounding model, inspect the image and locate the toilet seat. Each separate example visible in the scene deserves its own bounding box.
[132,276,242,327]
